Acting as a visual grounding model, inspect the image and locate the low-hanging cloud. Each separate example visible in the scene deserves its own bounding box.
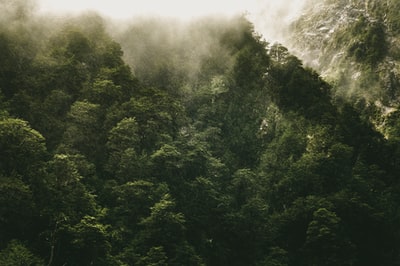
[248,0,307,43]
[36,0,308,45]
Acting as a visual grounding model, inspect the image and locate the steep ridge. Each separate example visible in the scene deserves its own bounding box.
[289,0,400,108]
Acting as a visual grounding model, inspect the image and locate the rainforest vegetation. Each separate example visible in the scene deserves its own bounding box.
[1,0,400,265]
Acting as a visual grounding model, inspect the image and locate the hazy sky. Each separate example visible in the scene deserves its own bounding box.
[37,0,307,42]
[38,0,260,19]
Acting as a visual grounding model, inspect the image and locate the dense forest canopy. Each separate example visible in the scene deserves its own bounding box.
[1,0,400,265]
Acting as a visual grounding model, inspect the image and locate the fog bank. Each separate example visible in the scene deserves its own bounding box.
[36,0,308,45]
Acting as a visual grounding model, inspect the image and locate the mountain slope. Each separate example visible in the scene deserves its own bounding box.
[289,0,400,107]
[0,1,400,265]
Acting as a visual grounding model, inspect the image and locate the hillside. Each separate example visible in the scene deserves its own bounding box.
[0,1,400,265]
[289,0,400,127]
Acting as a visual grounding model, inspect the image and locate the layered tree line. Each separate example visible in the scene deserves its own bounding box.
[1,1,400,265]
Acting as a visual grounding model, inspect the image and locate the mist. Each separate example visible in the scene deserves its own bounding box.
[0,0,314,102]
[2,1,400,265]
[248,0,308,44]
[22,0,310,90]
[35,0,309,46]
[0,0,316,99]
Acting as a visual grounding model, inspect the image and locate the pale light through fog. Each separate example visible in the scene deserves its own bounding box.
[37,0,307,43]
[38,0,261,19]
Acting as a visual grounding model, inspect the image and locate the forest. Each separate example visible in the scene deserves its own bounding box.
[1,0,400,265]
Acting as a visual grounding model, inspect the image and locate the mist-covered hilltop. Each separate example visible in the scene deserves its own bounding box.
[288,0,400,109]
[0,0,400,265]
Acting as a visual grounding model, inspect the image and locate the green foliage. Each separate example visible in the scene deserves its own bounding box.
[304,208,354,266]
[0,118,46,178]
[0,8,399,266]
[68,216,111,265]
[106,180,169,236]
[0,176,35,245]
[139,194,186,244]
[289,0,400,105]
[85,78,123,106]
[257,247,289,266]
[136,246,168,266]
[106,117,142,181]
[385,109,400,141]
[117,88,184,152]
[268,55,335,122]
[0,240,44,266]
[61,100,102,161]
[386,0,400,34]
[348,16,387,65]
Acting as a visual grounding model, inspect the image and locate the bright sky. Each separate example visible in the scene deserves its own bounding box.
[37,0,263,20]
